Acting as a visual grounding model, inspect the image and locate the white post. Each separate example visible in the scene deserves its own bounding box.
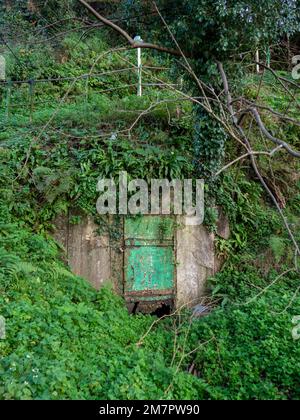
[256,50,260,74]
[137,46,142,97]
[134,36,143,97]
[0,55,6,81]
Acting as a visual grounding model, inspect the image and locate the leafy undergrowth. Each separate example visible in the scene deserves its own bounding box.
[0,34,194,232]
[0,193,198,399]
[1,213,300,400]
[1,32,300,401]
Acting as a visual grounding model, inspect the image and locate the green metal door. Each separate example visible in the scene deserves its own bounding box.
[124,216,175,303]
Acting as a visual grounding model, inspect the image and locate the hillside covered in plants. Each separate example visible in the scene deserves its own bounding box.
[0,0,300,401]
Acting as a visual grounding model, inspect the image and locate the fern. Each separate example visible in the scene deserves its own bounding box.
[269,236,286,263]
[32,166,74,204]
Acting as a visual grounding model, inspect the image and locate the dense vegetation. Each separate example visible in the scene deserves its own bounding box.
[0,1,300,400]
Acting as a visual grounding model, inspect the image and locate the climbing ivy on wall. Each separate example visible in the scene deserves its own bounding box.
[193,105,226,181]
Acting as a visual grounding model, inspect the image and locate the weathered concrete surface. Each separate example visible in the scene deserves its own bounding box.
[214,208,231,273]
[53,214,120,290]
[67,217,111,289]
[176,217,215,308]
[217,208,230,240]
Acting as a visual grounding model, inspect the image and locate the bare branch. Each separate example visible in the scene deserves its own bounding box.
[244,108,300,158]
[255,62,300,113]
[217,61,300,260]
[232,97,300,127]
[215,148,282,176]
[78,0,183,57]
[256,61,300,90]
[152,1,212,112]
[236,269,295,307]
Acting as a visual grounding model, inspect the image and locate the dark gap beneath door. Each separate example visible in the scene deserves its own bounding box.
[127,300,174,317]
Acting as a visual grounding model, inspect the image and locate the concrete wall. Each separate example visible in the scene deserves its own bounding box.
[54,214,123,291]
[176,218,215,308]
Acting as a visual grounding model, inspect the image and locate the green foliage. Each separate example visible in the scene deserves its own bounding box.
[0,102,193,228]
[32,167,75,205]
[1,1,78,32]
[123,0,300,211]
[0,200,200,399]
[191,292,300,400]
[1,190,300,400]
[1,128,300,399]
[0,34,194,229]
[269,236,287,263]
[1,12,300,401]
[216,171,282,251]
[1,212,300,399]
[194,106,226,180]
[126,0,300,61]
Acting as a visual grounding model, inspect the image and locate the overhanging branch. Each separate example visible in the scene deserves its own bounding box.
[217,61,300,259]
[78,0,183,57]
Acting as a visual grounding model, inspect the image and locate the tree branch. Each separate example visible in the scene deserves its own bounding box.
[215,147,283,176]
[217,61,300,259]
[78,0,183,57]
[245,107,300,158]
[232,97,300,127]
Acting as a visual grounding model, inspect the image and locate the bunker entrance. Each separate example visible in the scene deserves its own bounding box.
[53,212,221,312]
[124,216,176,313]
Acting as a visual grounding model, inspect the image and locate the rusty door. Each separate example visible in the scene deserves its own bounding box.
[124,216,175,305]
